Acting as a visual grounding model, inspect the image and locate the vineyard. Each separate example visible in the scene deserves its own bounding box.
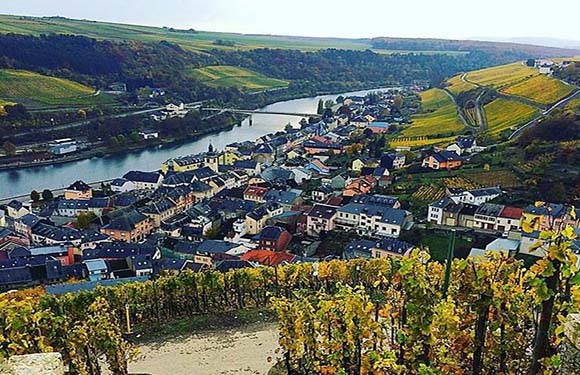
[1,222,579,374]
[500,74,576,105]
[518,153,556,173]
[446,74,476,95]
[443,176,481,190]
[390,135,455,148]
[463,169,522,188]
[401,89,464,138]
[410,185,445,201]
[483,98,540,140]
[465,62,538,88]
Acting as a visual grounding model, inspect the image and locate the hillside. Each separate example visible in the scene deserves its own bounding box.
[0,69,116,109]
[186,65,288,90]
[1,15,580,57]
[442,61,580,142]
[402,89,464,137]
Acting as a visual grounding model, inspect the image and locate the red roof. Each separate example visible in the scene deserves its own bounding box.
[500,206,523,219]
[241,250,295,267]
[244,185,268,197]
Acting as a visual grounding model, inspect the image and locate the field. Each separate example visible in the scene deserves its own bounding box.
[0,69,115,109]
[410,185,445,202]
[501,74,575,105]
[187,65,288,90]
[443,176,481,190]
[466,62,538,88]
[0,16,472,55]
[401,89,464,137]
[446,74,477,95]
[483,98,540,139]
[390,135,456,148]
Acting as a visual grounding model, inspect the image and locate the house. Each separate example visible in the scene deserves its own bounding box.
[233,160,261,176]
[312,185,334,203]
[380,152,406,170]
[305,159,331,175]
[290,167,313,184]
[343,176,376,197]
[110,178,136,193]
[335,203,409,238]
[64,180,92,200]
[261,167,295,184]
[123,170,163,190]
[365,121,390,134]
[255,226,292,251]
[244,185,269,203]
[83,259,108,281]
[422,151,462,170]
[427,197,463,226]
[31,223,82,246]
[522,203,577,232]
[100,210,154,243]
[48,138,77,155]
[127,255,153,277]
[449,187,502,206]
[139,130,159,140]
[474,203,505,230]
[265,190,302,211]
[497,206,523,232]
[252,143,275,163]
[343,239,376,259]
[303,139,343,155]
[306,204,337,236]
[246,203,283,235]
[162,152,219,174]
[241,249,295,267]
[351,157,379,172]
[55,198,111,217]
[371,238,414,258]
[5,200,31,219]
[446,137,477,155]
[485,238,520,255]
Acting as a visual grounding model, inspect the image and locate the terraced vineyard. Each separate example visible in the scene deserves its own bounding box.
[187,65,289,90]
[463,169,522,188]
[390,135,456,148]
[483,98,540,140]
[401,89,464,137]
[0,69,116,109]
[518,153,556,172]
[410,185,445,201]
[446,74,477,95]
[565,97,580,112]
[501,74,575,105]
[443,176,481,190]
[465,62,538,88]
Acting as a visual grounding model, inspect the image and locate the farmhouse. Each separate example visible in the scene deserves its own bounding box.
[422,151,462,170]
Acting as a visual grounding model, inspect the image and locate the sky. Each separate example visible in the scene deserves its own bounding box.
[2,0,579,42]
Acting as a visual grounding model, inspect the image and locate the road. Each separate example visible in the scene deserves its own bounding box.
[1,101,205,143]
[508,89,580,140]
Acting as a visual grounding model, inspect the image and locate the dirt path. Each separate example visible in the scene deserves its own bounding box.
[129,322,280,375]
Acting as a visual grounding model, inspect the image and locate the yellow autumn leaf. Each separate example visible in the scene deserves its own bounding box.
[534,201,545,207]
[571,206,577,220]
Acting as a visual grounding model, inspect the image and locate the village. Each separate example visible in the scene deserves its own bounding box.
[0,89,578,292]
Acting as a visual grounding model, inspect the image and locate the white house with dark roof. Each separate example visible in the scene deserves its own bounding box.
[449,187,502,206]
[123,170,163,190]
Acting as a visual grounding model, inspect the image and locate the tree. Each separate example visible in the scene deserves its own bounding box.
[30,190,40,203]
[74,211,97,230]
[4,103,30,120]
[2,141,16,156]
[42,189,54,201]
[324,99,334,109]
[317,99,324,115]
[394,94,404,108]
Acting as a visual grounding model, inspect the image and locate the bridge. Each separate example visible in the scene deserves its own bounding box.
[201,107,321,118]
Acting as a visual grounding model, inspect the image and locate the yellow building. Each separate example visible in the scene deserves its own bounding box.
[218,150,245,166]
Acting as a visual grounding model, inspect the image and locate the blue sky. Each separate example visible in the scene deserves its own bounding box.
[2,0,579,41]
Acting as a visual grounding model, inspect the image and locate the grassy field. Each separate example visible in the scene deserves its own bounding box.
[0,69,116,109]
[187,65,288,90]
[466,62,538,88]
[446,74,477,95]
[501,74,575,105]
[0,15,467,55]
[390,135,456,148]
[401,89,464,137]
[483,98,540,139]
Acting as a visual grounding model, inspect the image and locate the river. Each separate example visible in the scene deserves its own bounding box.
[0,88,390,200]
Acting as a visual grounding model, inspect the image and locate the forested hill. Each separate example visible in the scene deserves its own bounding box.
[0,14,578,107]
[371,37,580,57]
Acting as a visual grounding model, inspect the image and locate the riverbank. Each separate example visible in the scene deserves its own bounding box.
[0,86,397,199]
